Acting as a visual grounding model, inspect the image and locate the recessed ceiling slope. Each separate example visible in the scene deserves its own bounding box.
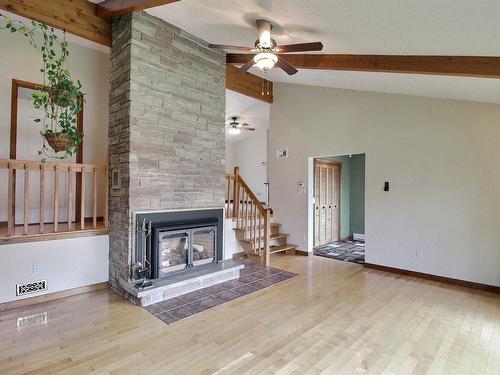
[148,0,500,56]
[147,0,500,104]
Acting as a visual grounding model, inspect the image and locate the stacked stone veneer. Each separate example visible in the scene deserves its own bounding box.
[108,11,226,291]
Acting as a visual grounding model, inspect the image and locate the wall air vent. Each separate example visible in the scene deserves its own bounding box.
[16,280,47,296]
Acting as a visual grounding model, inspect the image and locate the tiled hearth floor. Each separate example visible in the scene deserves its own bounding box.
[143,260,297,324]
[314,240,365,264]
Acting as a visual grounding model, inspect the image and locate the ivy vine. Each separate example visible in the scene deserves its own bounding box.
[0,14,84,161]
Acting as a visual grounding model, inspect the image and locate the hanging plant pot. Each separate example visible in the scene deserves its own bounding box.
[47,88,77,108]
[44,131,72,153]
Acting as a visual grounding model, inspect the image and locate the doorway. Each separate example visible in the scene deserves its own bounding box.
[311,153,366,264]
[314,159,341,246]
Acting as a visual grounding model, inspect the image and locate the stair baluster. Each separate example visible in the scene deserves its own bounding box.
[226,166,271,266]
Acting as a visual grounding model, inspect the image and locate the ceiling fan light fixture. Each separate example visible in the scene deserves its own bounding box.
[253,52,278,72]
[228,127,241,135]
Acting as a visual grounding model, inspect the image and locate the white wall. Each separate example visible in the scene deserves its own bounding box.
[270,83,500,287]
[0,235,109,303]
[225,141,236,173]
[0,16,111,302]
[224,218,243,259]
[228,130,268,202]
[0,23,110,164]
[0,20,110,220]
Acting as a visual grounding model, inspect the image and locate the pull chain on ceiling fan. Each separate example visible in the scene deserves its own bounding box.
[210,19,323,75]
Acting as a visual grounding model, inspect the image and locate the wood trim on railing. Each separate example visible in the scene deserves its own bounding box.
[93,167,98,229]
[263,208,271,266]
[104,162,109,228]
[23,164,29,235]
[0,159,104,172]
[228,166,271,267]
[39,164,45,233]
[7,162,14,236]
[233,167,240,219]
[80,168,85,230]
[0,159,108,242]
[54,166,59,232]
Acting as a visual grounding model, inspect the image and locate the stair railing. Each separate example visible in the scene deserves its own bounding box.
[225,166,270,266]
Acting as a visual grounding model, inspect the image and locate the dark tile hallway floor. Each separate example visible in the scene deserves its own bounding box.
[314,240,365,264]
[143,260,297,324]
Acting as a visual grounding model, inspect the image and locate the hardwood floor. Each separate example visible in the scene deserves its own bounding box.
[0,255,499,374]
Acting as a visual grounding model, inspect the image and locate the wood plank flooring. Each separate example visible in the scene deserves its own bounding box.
[0,255,499,374]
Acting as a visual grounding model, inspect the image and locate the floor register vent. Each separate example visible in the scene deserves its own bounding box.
[16,280,47,296]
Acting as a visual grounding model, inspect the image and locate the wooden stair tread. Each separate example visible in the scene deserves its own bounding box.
[241,233,289,244]
[269,244,298,254]
[230,214,273,221]
[234,223,280,231]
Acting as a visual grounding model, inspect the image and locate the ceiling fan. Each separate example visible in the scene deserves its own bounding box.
[226,116,255,135]
[210,19,323,75]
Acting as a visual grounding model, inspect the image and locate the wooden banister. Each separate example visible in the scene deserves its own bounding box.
[226,166,271,266]
[0,159,108,243]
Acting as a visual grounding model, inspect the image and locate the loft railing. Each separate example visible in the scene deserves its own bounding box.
[0,159,108,243]
[225,167,271,266]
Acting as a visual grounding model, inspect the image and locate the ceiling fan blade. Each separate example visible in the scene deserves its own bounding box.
[256,19,272,48]
[275,42,324,53]
[209,44,256,52]
[239,123,255,131]
[236,57,256,75]
[276,56,298,75]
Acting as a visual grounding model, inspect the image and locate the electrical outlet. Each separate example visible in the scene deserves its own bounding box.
[416,250,424,259]
[32,261,40,273]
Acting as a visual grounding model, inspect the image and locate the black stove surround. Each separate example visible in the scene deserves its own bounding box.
[133,209,224,281]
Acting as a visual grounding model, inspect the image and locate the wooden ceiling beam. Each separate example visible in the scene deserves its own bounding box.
[226,65,273,103]
[226,54,500,79]
[0,0,111,46]
[96,0,181,17]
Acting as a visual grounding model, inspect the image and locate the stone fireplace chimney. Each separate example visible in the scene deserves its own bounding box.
[108,12,226,291]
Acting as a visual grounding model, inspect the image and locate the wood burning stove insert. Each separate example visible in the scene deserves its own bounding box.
[132,209,224,281]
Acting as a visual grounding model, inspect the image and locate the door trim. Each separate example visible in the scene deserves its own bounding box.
[313,159,341,247]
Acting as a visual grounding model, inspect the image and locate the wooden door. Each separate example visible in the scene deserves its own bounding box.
[314,160,341,247]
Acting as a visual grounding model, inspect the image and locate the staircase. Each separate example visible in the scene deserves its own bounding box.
[225,167,297,266]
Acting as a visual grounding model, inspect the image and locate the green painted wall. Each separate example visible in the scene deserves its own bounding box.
[349,154,365,235]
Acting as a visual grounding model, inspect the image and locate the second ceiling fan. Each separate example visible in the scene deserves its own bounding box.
[210,19,323,75]
[226,116,255,135]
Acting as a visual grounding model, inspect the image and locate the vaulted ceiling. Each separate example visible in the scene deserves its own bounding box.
[147,0,500,104]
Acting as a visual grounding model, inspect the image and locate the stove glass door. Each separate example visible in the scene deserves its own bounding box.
[158,230,189,276]
[191,226,217,268]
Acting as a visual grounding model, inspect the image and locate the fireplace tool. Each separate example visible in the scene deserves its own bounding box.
[133,218,153,289]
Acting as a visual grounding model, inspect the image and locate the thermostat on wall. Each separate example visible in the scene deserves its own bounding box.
[276,148,288,159]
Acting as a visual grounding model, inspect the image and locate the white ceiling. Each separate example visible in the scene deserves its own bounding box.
[148,0,500,104]
[248,69,500,104]
[225,89,270,143]
[149,0,500,55]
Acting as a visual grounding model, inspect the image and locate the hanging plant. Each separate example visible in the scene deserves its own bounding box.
[0,14,84,161]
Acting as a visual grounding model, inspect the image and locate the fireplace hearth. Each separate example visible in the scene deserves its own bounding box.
[132,209,224,284]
